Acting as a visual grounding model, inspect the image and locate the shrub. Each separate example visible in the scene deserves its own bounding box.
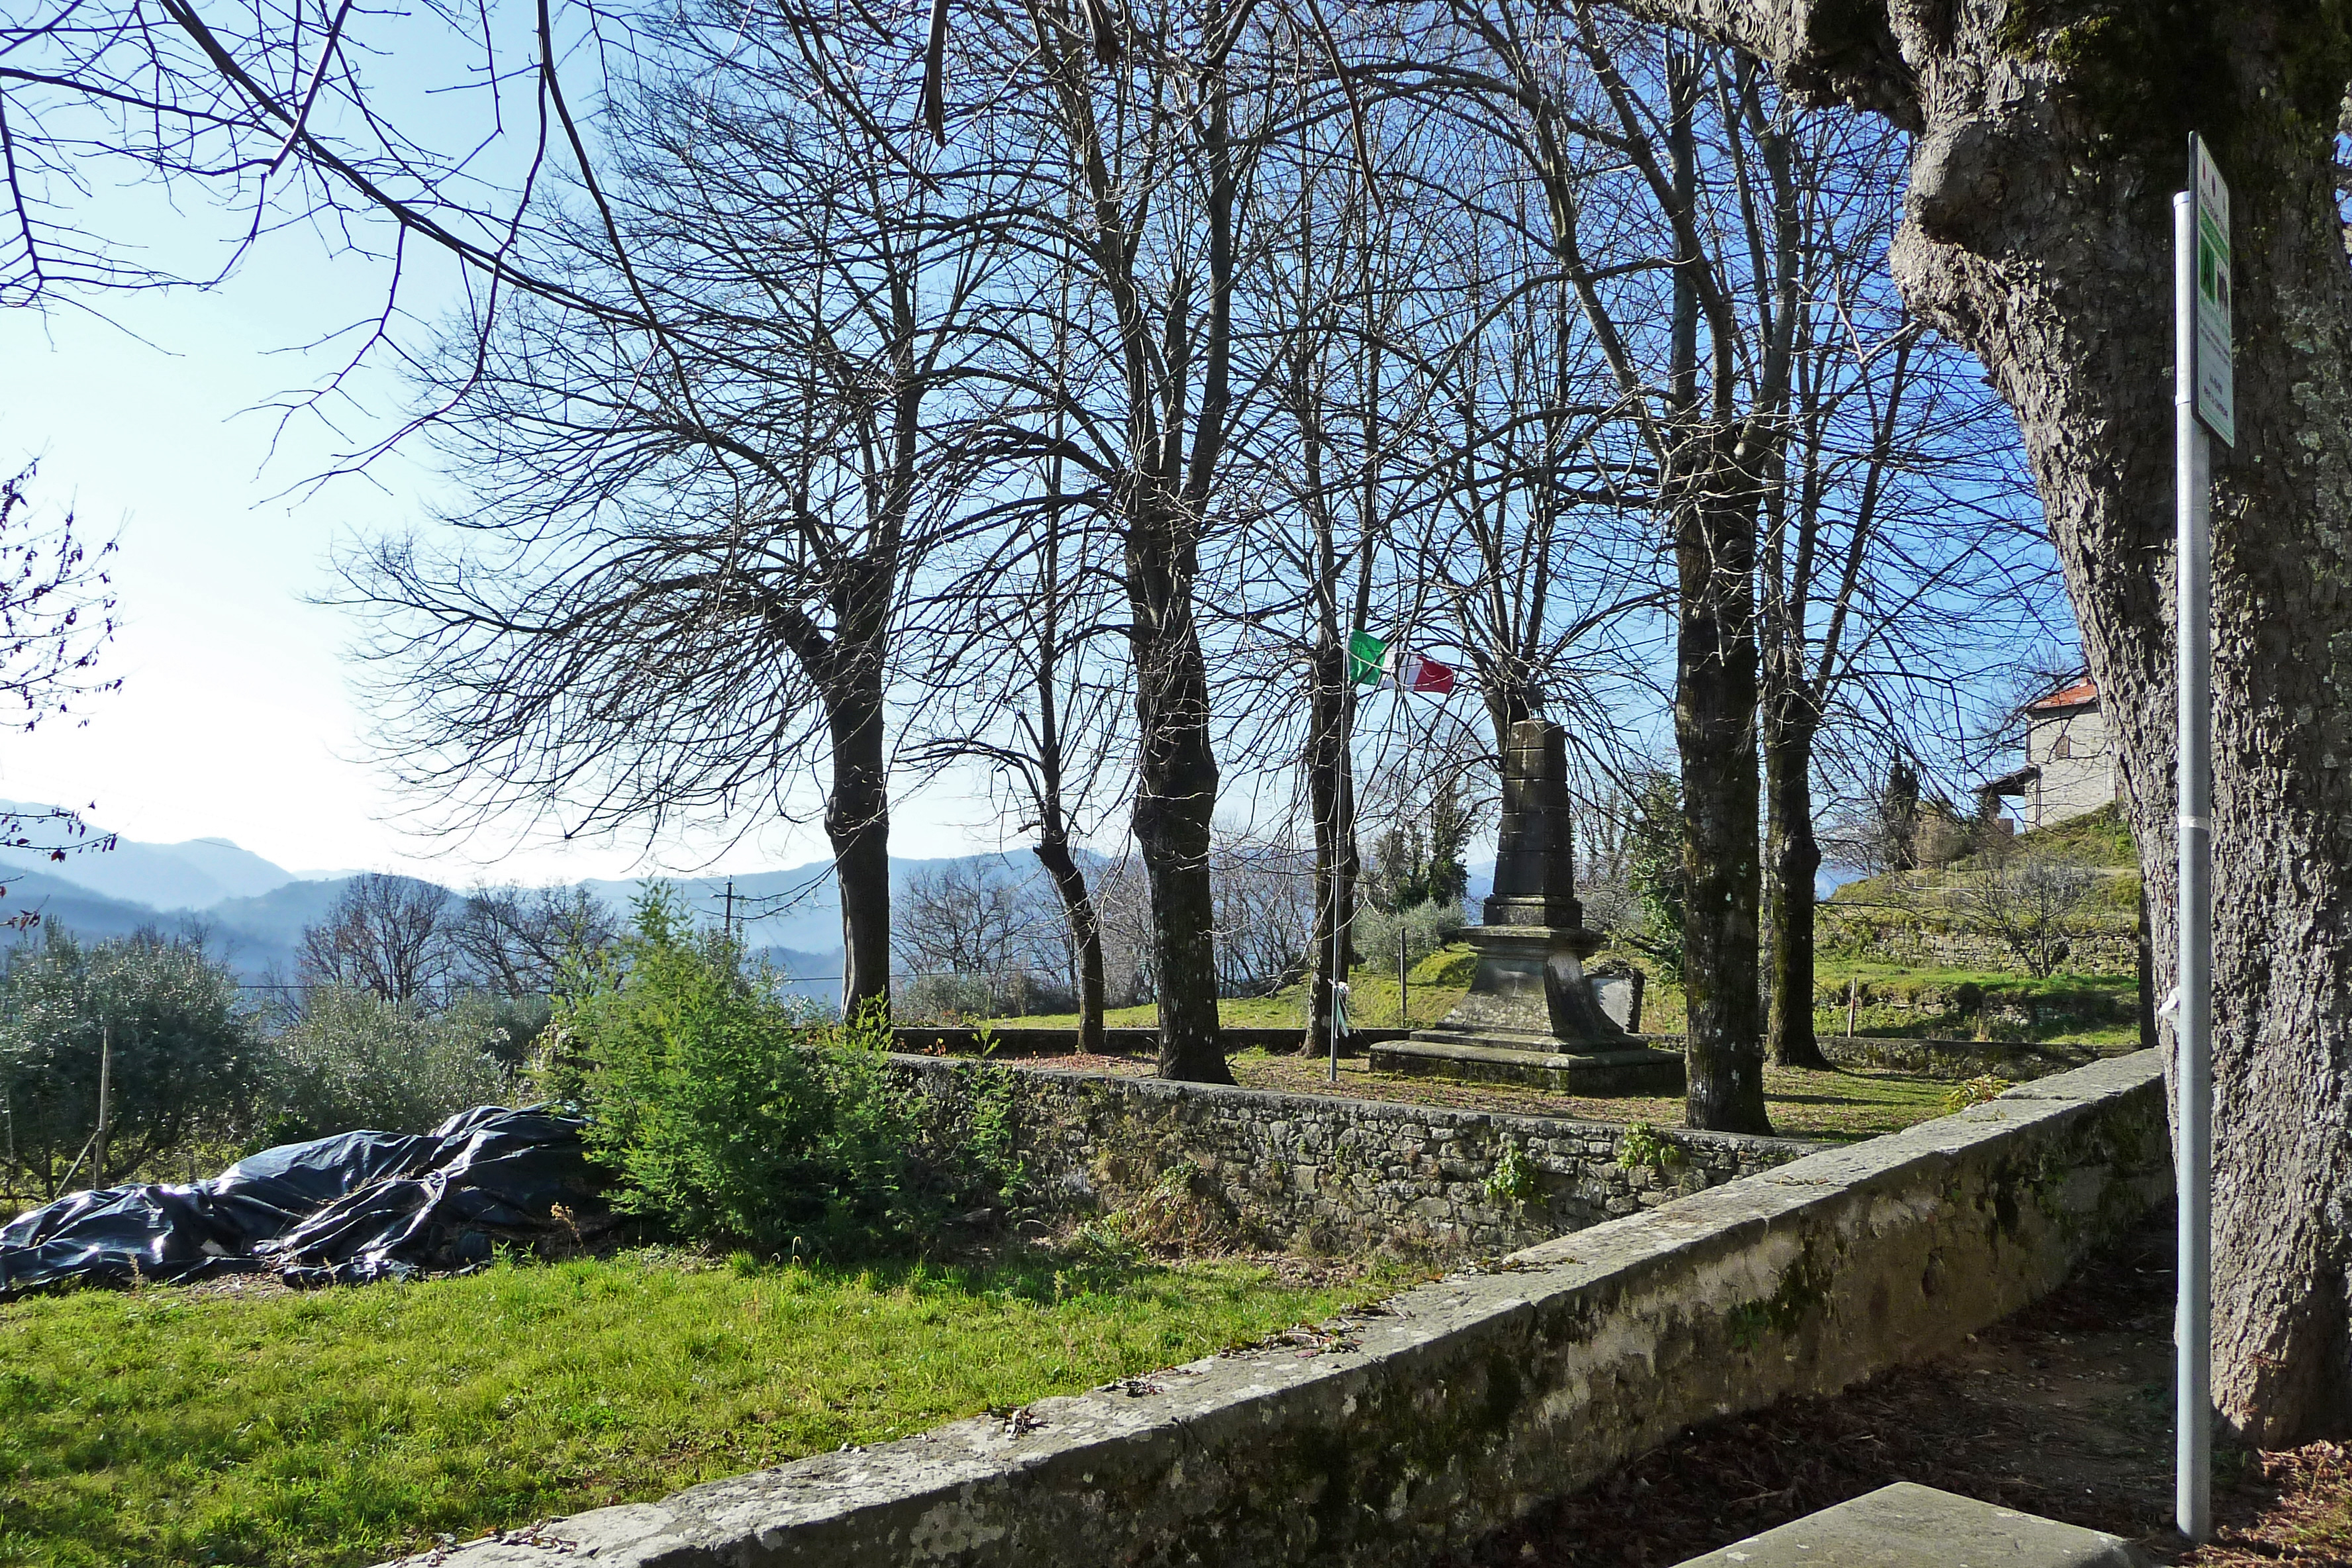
[264,986,513,1142]
[549,888,1021,1256]
[1483,1142,1543,1208]
[1354,900,1466,976]
[0,930,264,1195]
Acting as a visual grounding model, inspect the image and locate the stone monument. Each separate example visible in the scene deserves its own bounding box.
[1370,720,1685,1095]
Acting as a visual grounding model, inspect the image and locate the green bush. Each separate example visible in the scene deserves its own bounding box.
[0,930,264,1195]
[265,986,514,1142]
[1355,900,1467,977]
[548,888,1022,1256]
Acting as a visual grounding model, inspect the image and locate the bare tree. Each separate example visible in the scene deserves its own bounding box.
[1957,846,2097,982]
[340,13,1020,1018]
[1209,834,1316,997]
[968,0,1276,1081]
[447,885,616,999]
[296,874,453,1006]
[1753,113,2061,1069]
[897,863,1026,979]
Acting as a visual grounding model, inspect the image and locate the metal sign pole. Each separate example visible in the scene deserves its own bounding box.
[2173,142,2223,1545]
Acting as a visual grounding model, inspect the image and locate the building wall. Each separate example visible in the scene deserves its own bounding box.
[2023,701,2116,829]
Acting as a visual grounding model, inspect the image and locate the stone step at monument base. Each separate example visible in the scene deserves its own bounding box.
[1369,1033,1686,1095]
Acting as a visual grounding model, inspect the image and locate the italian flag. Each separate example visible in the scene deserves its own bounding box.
[1347,630,1457,695]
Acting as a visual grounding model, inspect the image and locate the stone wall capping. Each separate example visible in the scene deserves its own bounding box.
[397,1051,2167,1568]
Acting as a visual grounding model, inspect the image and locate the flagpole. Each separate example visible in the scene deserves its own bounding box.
[1330,668,1349,1085]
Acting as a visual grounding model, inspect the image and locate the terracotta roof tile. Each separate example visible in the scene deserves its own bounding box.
[2028,678,2098,711]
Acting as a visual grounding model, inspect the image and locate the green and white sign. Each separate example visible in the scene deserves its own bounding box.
[2192,133,2234,446]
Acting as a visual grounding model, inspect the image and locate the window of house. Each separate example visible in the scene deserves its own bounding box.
[2052,733,2072,760]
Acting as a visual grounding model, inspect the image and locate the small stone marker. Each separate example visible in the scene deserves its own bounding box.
[1669,1483,2151,1568]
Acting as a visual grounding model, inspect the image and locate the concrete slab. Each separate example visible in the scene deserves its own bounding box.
[1371,1036,1686,1095]
[1669,1483,2151,1567]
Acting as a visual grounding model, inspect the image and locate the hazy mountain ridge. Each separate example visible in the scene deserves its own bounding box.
[0,807,1117,987]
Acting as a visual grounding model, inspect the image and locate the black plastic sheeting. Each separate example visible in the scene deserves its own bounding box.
[0,1106,593,1298]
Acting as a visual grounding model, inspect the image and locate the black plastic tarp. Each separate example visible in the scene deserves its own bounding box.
[0,1106,592,1298]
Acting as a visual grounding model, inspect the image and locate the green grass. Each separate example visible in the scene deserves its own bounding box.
[1806,963,2140,1047]
[992,954,1473,1032]
[0,1248,1367,1567]
[1220,1049,1953,1144]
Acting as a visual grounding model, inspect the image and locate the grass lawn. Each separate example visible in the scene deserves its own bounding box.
[1003,1046,1959,1144]
[1232,1050,1956,1142]
[0,1247,1372,1568]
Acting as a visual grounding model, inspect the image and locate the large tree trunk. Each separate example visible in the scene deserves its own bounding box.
[1677,477,1773,1134]
[1304,634,1359,1058]
[824,669,892,1022]
[1763,687,1831,1069]
[1034,836,1106,1055]
[1626,0,2352,1444]
[1129,504,1228,1084]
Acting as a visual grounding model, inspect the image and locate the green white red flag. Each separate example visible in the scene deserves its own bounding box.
[1392,648,1456,695]
[1346,630,1455,695]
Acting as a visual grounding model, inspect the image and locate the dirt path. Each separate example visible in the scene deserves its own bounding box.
[1454,1212,2351,1567]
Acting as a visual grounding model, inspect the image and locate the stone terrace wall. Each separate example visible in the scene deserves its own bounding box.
[411,1052,2169,1568]
[889,1055,1822,1257]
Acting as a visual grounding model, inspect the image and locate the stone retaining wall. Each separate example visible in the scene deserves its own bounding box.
[1817,908,2137,973]
[1818,1034,2109,1082]
[891,1055,1820,1257]
[411,1052,2170,1568]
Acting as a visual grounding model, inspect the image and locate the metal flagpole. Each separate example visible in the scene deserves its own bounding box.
[2173,152,2218,1545]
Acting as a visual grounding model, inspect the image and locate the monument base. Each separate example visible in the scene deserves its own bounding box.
[1371,1036,1687,1095]
[1378,921,1684,1096]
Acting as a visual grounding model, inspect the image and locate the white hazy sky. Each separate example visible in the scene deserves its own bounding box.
[0,223,1007,884]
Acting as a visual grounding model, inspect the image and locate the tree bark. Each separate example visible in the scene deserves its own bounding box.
[824,663,892,1021]
[1616,0,2352,1446]
[1763,687,1831,1068]
[1677,475,1773,1133]
[1129,499,1229,1083]
[1304,633,1359,1059]
[1034,836,1105,1055]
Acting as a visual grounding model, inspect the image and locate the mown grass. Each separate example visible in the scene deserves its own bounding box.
[990,960,1471,1032]
[0,1248,1367,1568]
[1220,1050,1953,1144]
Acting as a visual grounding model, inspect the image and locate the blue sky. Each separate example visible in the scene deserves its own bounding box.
[0,231,1004,883]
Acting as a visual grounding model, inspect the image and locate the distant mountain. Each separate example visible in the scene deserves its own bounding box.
[0,867,192,946]
[0,825,1134,994]
[0,801,296,910]
[579,848,1110,959]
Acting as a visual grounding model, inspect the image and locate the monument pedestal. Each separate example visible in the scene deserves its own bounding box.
[1367,721,1684,1097]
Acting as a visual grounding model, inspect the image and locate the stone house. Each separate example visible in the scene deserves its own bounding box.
[1982,677,2117,832]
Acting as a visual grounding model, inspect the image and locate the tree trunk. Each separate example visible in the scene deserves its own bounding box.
[1034,836,1106,1055]
[824,669,892,1022]
[1677,477,1773,1134]
[1763,688,1831,1069]
[1623,0,2352,1444]
[1129,505,1228,1084]
[1304,634,1359,1058]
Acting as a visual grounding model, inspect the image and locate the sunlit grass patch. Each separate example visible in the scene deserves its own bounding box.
[0,1247,1365,1568]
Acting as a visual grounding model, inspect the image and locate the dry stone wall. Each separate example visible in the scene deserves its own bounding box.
[889,1056,1821,1257]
